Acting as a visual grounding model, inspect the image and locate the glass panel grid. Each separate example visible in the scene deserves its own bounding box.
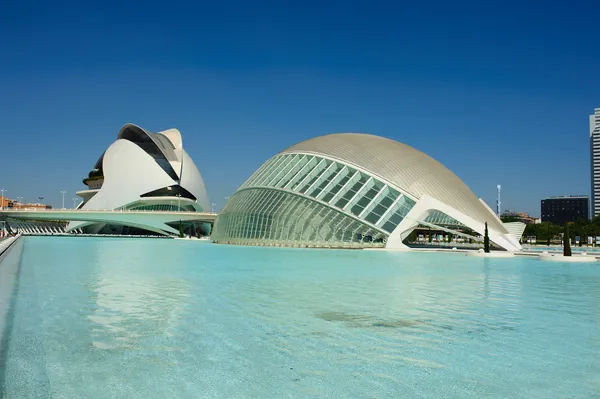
[283,156,316,190]
[216,152,423,247]
[242,157,277,188]
[266,154,300,187]
[276,155,309,188]
[212,188,390,248]
[309,163,343,198]
[255,155,289,186]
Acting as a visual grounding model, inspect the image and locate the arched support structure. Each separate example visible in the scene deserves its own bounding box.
[386,194,521,251]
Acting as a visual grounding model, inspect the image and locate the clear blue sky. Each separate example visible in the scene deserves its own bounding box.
[1,0,599,215]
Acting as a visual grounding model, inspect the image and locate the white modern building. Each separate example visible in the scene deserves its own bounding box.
[67,123,211,235]
[590,108,600,218]
[212,133,521,251]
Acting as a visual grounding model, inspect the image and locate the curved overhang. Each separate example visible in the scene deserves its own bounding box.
[76,189,100,202]
[117,123,182,178]
[158,128,183,150]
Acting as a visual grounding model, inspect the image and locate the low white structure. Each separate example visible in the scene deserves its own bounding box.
[1,209,216,236]
[465,249,515,258]
[66,123,210,235]
[539,252,597,263]
[498,221,526,244]
[213,133,521,251]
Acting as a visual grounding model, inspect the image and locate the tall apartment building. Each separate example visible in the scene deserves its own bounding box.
[591,108,600,217]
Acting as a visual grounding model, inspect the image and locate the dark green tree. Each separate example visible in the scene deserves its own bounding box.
[483,222,490,253]
[563,223,572,256]
[179,221,184,238]
[547,223,551,246]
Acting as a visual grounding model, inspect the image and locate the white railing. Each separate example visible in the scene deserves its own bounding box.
[0,208,218,215]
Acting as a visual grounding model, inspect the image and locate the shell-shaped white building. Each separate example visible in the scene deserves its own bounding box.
[68,124,210,235]
[212,133,521,251]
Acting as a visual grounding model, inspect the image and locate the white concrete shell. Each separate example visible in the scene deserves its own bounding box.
[213,133,520,251]
[67,124,210,235]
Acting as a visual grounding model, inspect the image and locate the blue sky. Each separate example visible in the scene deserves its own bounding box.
[1,0,598,215]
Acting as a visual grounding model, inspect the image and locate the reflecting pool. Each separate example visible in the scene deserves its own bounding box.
[1,237,599,398]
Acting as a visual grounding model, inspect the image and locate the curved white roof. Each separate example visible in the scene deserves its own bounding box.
[281,133,506,233]
[69,123,211,234]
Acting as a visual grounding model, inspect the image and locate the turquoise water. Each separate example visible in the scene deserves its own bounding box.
[1,236,599,398]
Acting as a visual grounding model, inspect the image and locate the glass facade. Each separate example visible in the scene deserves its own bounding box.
[119,204,195,212]
[212,153,417,248]
[424,210,464,227]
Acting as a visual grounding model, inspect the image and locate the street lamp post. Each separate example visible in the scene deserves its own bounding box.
[176,193,181,211]
[211,203,217,213]
[60,190,67,209]
[222,196,231,211]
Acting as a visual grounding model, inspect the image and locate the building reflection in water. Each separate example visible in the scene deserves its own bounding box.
[85,239,193,350]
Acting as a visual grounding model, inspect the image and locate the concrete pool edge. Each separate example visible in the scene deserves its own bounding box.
[0,236,20,258]
[0,235,25,394]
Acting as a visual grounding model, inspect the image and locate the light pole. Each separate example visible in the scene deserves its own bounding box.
[60,190,67,209]
[17,196,23,208]
[0,188,6,210]
[223,196,231,211]
[211,202,217,213]
[176,193,181,211]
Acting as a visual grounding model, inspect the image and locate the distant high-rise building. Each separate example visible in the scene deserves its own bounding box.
[496,185,501,216]
[590,108,600,217]
[541,196,589,225]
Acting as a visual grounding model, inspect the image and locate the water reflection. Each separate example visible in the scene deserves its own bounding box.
[228,251,525,332]
[315,311,424,328]
[86,240,192,350]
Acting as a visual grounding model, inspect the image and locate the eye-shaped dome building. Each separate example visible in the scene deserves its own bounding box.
[212,133,520,251]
